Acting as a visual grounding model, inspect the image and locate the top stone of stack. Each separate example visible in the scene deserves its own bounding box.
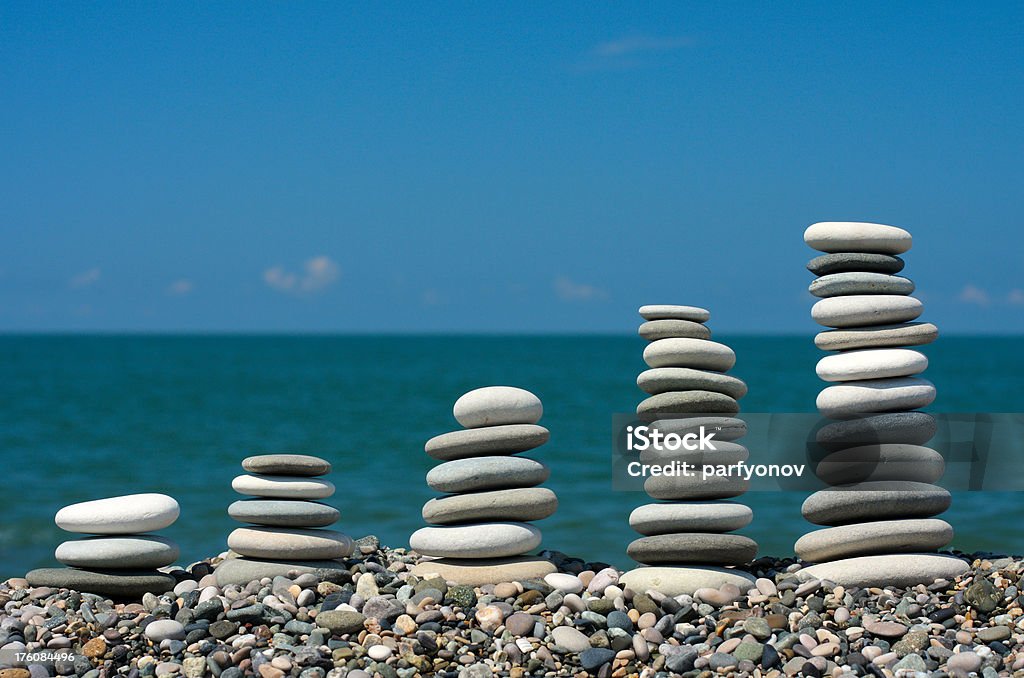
[804,222,913,255]
[242,454,332,476]
[453,386,543,428]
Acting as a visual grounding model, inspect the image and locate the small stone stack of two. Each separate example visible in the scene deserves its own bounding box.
[622,305,758,596]
[410,386,558,585]
[216,454,353,585]
[796,221,969,586]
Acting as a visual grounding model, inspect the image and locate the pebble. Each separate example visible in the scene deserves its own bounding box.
[227,527,353,559]
[145,620,186,643]
[241,454,331,476]
[642,338,736,371]
[796,518,953,561]
[803,221,913,254]
[227,500,340,528]
[409,522,542,558]
[638,305,711,322]
[816,348,927,382]
[816,376,936,417]
[638,319,711,341]
[453,386,543,428]
[421,487,558,524]
[424,424,549,461]
[55,535,180,569]
[426,456,550,493]
[55,493,180,534]
[807,252,905,276]
[812,294,923,328]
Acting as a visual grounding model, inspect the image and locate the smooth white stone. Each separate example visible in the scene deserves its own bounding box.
[55,494,180,535]
[816,349,928,382]
[620,566,755,596]
[795,518,953,562]
[803,222,912,254]
[629,501,752,536]
[811,295,923,328]
[453,386,543,428]
[797,554,969,588]
[409,522,542,559]
[231,474,335,499]
[643,338,736,371]
[227,527,353,559]
[816,377,936,418]
[638,305,710,322]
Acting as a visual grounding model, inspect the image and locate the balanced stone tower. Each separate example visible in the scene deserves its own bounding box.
[26,493,180,597]
[796,221,969,587]
[216,454,354,585]
[621,305,757,596]
[410,386,558,585]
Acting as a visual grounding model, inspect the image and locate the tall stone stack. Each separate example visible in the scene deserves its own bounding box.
[216,454,354,585]
[25,493,180,597]
[410,386,558,585]
[621,305,758,596]
[796,221,969,586]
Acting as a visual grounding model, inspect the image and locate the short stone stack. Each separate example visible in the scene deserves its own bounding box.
[621,305,757,596]
[215,454,354,585]
[25,493,180,597]
[410,386,558,585]
[796,221,969,587]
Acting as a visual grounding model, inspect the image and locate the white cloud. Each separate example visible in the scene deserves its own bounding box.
[956,284,991,306]
[264,256,340,295]
[69,268,101,289]
[554,276,607,302]
[167,279,194,296]
[592,34,693,58]
[1008,289,1024,306]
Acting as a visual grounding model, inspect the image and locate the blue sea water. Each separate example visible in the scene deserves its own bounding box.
[1,334,1022,578]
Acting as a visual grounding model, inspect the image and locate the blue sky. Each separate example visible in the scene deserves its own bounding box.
[1,2,1022,333]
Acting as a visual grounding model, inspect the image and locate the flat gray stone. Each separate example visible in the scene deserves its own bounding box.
[649,417,748,441]
[637,368,747,398]
[637,391,740,416]
[628,533,757,565]
[815,444,944,485]
[422,487,557,524]
[815,322,939,351]
[231,475,335,499]
[426,456,549,493]
[817,377,936,418]
[816,348,927,382]
[640,439,749,464]
[242,454,331,476]
[453,386,543,428]
[409,522,542,558]
[797,553,969,588]
[809,272,915,298]
[801,481,951,526]
[228,499,340,527]
[629,501,752,535]
[638,320,711,341]
[227,527,353,559]
[804,222,912,254]
[55,493,179,535]
[638,305,710,322]
[643,338,736,371]
[807,252,905,276]
[795,518,953,562]
[214,557,348,586]
[815,412,936,450]
[840,480,911,526]
[644,474,748,501]
[410,556,555,585]
[25,568,176,598]
[621,566,755,595]
[55,535,179,569]
[425,424,549,461]
[812,295,923,328]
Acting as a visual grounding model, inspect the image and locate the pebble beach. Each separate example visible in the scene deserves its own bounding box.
[4,541,1024,678]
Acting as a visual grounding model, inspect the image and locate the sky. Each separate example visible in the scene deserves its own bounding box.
[1,2,1022,333]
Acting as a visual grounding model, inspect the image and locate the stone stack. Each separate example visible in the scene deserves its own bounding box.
[796,221,969,586]
[216,454,353,585]
[25,493,180,597]
[410,386,558,585]
[621,305,758,595]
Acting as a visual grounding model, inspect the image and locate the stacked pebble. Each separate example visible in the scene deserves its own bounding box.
[409,386,558,585]
[795,221,969,586]
[25,493,180,597]
[216,454,354,585]
[621,305,758,595]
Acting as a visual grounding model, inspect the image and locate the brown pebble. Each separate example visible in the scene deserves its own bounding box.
[82,637,107,658]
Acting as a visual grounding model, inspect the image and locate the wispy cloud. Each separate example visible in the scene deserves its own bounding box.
[592,34,694,58]
[167,279,194,296]
[69,267,101,289]
[1008,289,1024,306]
[264,256,340,295]
[554,276,607,302]
[956,284,991,306]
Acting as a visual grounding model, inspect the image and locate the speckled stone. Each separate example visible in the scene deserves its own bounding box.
[421,487,557,524]
[801,481,952,526]
[643,338,736,371]
[812,295,923,328]
[25,568,176,598]
[807,252,905,276]
[426,456,550,493]
[628,533,757,565]
[636,391,740,416]
[214,557,349,586]
[638,319,711,341]
[815,322,939,351]
[425,424,549,461]
[228,499,340,527]
[795,518,953,562]
[637,368,747,398]
[809,272,915,298]
[242,454,331,476]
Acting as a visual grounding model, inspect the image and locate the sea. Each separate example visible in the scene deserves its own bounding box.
[1,334,1022,578]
